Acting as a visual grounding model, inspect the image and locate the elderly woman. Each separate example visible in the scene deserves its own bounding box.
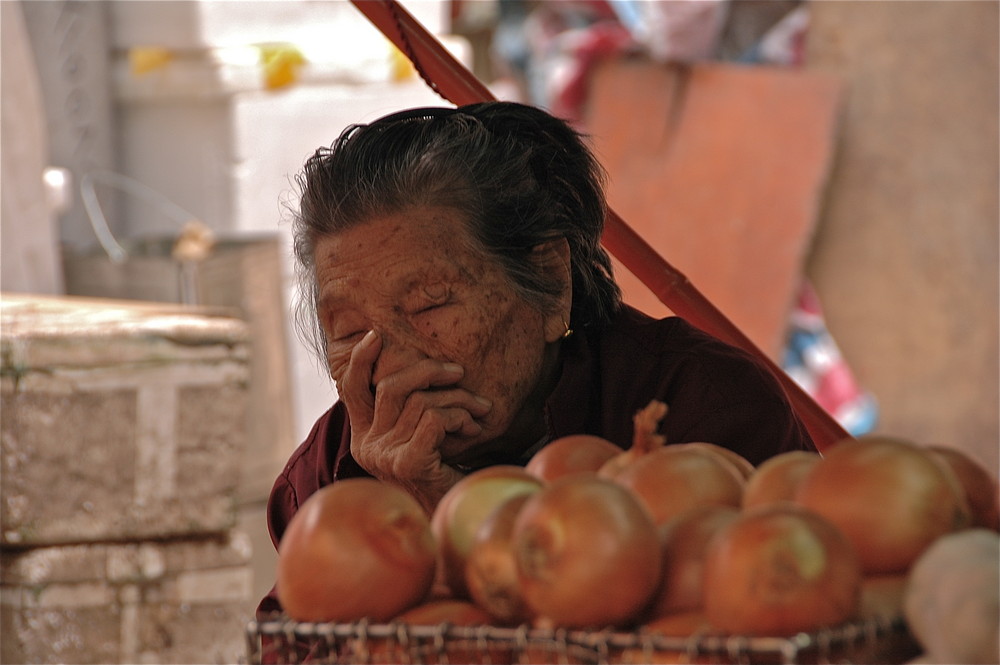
[258,101,814,615]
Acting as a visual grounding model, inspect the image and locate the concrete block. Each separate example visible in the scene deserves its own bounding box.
[0,294,250,546]
[62,236,298,505]
[0,532,253,664]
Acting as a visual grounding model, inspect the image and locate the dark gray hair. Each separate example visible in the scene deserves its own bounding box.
[292,101,622,361]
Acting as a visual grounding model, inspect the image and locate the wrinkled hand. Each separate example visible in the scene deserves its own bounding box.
[338,330,492,514]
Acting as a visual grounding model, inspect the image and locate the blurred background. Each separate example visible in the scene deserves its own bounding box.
[1,1,996,663]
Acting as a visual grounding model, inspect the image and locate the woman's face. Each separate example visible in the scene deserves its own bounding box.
[314,206,564,466]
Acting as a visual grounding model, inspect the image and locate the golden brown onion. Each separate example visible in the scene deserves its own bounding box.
[703,503,861,636]
[431,465,543,599]
[276,478,436,622]
[612,446,745,527]
[795,436,971,574]
[525,434,622,482]
[742,450,821,511]
[513,475,662,629]
[926,445,999,531]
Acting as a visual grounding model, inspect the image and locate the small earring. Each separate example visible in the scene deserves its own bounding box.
[562,319,574,339]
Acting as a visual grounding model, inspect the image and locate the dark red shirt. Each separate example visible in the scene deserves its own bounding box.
[258,306,815,617]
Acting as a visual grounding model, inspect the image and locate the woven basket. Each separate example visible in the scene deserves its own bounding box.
[245,614,919,665]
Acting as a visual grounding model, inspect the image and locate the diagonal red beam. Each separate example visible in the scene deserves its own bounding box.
[349,0,851,452]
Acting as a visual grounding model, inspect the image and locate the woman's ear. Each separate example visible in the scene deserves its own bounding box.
[533,238,573,343]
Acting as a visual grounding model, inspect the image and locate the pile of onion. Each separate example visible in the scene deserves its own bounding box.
[276,478,437,622]
[275,400,993,652]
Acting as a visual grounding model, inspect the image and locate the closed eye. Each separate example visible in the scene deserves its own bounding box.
[415,303,446,314]
[331,329,365,343]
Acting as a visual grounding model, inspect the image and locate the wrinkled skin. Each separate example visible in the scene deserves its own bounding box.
[314,206,571,513]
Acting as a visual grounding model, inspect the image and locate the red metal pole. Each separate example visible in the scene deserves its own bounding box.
[350,0,851,452]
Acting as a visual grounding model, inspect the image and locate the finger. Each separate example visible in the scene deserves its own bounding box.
[370,405,481,478]
[340,329,382,426]
[378,387,492,438]
[371,359,466,427]
[397,408,483,470]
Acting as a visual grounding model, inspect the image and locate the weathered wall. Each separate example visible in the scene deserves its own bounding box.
[805,1,999,472]
[0,295,253,664]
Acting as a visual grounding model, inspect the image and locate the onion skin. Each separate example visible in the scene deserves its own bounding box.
[676,442,756,480]
[431,465,543,599]
[702,504,862,636]
[926,445,1000,531]
[525,434,623,482]
[393,598,493,625]
[620,612,719,664]
[648,505,741,618]
[276,478,436,622]
[513,475,662,629]
[642,610,715,638]
[612,446,745,527]
[795,436,972,574]
[742,450,821,511]
[464,494,534,625]
[372,600,500,664]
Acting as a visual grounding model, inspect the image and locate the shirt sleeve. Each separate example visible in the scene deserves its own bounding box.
[255,406,339,622]
[256,467,302,621]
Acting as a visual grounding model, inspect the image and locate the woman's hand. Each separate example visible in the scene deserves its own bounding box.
[337,330,492,514]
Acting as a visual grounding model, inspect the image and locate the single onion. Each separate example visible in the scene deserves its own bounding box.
[368,600,499,664]
[464,494,534,625]
[648,505,741,618]
[393,598,493,625]
[431,465,543,599]
[742,450,821,511]
[276,478,436,622]
[620,612,718,664]
[643,610,715,638]
[795,436,971,574]
[926,444,999,531]
[525,434,623,482]
[675,442,756,480]
[611,446,745,527]
[513,475,662,629]
[703,503,862,636]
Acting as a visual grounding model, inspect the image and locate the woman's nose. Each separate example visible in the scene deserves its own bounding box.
[370,328,428,385]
